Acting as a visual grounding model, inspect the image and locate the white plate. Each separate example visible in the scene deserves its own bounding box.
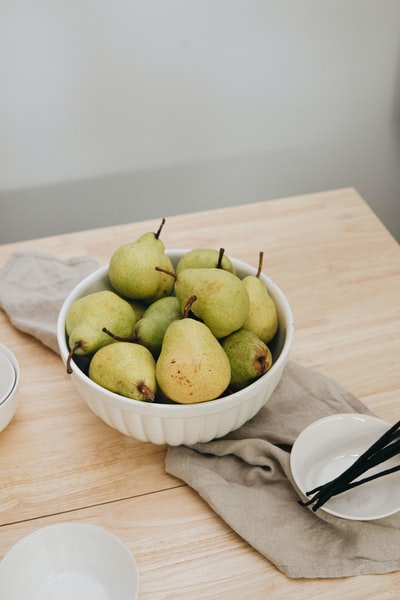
[0,523,139,599]
[290,413,400,520]
[0,350,16,404]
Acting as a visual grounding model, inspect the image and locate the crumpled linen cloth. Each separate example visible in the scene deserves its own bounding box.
[0,252,99,353]
[166,361,400,579]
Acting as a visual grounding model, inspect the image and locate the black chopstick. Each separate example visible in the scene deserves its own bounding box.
[342,463,400,490]
[305,434,400,497]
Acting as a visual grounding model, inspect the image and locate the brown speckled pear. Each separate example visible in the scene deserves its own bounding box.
[156,297,231,404]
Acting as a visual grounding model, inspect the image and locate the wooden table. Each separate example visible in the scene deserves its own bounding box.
[0,188,399,598]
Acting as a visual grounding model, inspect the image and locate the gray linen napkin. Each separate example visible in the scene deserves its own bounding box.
[166,361,400,579]
[0,252,99,353]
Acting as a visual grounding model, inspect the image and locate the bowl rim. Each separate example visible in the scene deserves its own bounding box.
[57,250,294,416]
[0,344,20,407]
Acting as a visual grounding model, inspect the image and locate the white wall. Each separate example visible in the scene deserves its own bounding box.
[1,1,400,242]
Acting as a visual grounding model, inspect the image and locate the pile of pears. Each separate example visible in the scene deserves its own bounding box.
[65,219,279,405]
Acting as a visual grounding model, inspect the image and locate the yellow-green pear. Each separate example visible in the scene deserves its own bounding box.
[65,290,136,373]
[89,342,156,401]
[222,329,272,391]
[241,252,278,343]
[134,296,182,358]
[176,247,235,275]
[108,218,175,302]
[156,296,231,404]
[174,267,250,339]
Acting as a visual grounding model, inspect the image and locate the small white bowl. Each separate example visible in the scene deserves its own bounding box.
[0,522,139,600]
[0,344,20,433]
[290,413,400,520]
[57,250,294,446]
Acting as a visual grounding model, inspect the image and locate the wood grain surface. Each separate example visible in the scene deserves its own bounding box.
[0,187,399,598]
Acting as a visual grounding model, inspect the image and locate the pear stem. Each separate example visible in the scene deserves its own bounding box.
[217,247,225,268]
[256,251,264,278]
[66,341,82,374]
[183,295,197,318]
[102,327,137,343]
[154,266,177,279]
[155,217,166,240]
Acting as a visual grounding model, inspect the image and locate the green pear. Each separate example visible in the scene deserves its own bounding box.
[65,290,136,373]
[108,218,175,302]
[156,296,231,404]
[129,300,147,322]
[221,329,273,391]
[241,252,278,343]
[134,296,182,358]
[174,268,250,338]
[89,341,157,401]
[176,247,235,276]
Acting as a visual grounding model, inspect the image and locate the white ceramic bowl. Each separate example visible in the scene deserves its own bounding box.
[0,522,139,600]
[57,250,294,446]
[290,413,400,520]
[0,344,20,433]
